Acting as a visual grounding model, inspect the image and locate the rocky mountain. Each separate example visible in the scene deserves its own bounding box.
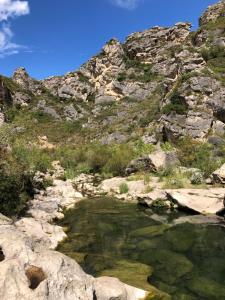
[0,0,225,146]
[2,2,225,300]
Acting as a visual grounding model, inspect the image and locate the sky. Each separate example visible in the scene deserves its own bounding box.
[0,0,220,79]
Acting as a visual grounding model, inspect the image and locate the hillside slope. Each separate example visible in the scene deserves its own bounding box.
[1,0,225,215]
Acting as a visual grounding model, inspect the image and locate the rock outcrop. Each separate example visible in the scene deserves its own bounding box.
[13,67,43,95]
[1,0,224,142]
[199,0,225,26]
[0,218,146,300]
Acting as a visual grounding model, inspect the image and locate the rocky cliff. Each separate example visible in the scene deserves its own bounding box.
[0,0,224,146]
[1,1,225,299]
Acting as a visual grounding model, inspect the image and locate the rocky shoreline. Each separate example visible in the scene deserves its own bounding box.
[0,174,150,300]
[1,159,225,299]
[73,172,225,216]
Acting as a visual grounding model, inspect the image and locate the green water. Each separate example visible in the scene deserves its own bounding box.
[57,197,225,300]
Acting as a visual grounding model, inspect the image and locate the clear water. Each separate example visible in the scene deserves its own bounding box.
[57,197,225,300]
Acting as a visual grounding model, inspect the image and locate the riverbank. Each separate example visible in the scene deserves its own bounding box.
[0,176,151,300]
[0,162,225,300]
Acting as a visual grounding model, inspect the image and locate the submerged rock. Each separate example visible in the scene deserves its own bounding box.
[146,249,193,285]
[100,260,153,290]
[164,223,196,252]
[187,276,225,300]
[129,224,169,238]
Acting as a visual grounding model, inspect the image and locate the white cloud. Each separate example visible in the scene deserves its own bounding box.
[0,0,29,21]
[110,0,142,10]
[0,23,23,57]
[0,0,29,58]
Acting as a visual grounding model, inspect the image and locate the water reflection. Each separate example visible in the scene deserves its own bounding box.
[57,197,225,300]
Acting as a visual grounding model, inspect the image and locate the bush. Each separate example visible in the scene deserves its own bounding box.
[0,170,33,216]
[177,136,220,177]
[58,143,134,178]
[132,139,155,156]
[151,199,168,209]
[157,167,174,181]
[86,145,112,173]
[190,172,204,185]
[201,45,225,62]
[161,142,174,152]
[163,177,185,189]
[162,92,188,115]
[77,72,89,83]
[12,144,52,173]
[117,72,127,82]
[103,145,133,176]
[119,182,129,194]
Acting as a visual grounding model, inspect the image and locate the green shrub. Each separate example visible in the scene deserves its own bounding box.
[162,92,188,115]
[117,72,127,82]
[133,139,155,156]
[12,144,52,173]
[157,167,174,181]
[119,182,129,194]
[177,136,220,177]
[190,172,204,185]
[201,45,225,62]
[163,177,185,189]
[42,177,54,189]
[77,72,89,83]
[103,145,133,176]
[58,143,134,177]
[161,142,174,152]
[31,111,53,123]
[202,16,225,31]
[0,170,33,216]
[86,145,112,173]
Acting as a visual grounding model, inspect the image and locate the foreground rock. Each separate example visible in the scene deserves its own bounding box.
[93,277,146,300]
[0,222,147,300]
[0,174,149,300]
[167,188,225,214]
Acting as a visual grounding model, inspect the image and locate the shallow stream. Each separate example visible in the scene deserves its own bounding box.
[57,197,225,300]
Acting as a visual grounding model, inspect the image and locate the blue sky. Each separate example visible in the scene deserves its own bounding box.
[0,0,219,79]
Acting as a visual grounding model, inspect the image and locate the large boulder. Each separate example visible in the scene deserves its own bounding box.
[0,226,95,300]
[0,217,148,300]
[212,163,225,184]
[167,188,225,214]
[126,149,179,175]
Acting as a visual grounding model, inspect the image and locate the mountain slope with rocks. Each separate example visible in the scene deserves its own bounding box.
[1,1,225,144]
[1,1,225,211]
[1,1,225,299]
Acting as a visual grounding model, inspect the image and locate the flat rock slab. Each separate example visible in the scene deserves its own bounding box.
[167,188,225,214]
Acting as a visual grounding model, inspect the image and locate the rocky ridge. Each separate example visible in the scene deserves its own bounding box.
[1,0,224,143]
